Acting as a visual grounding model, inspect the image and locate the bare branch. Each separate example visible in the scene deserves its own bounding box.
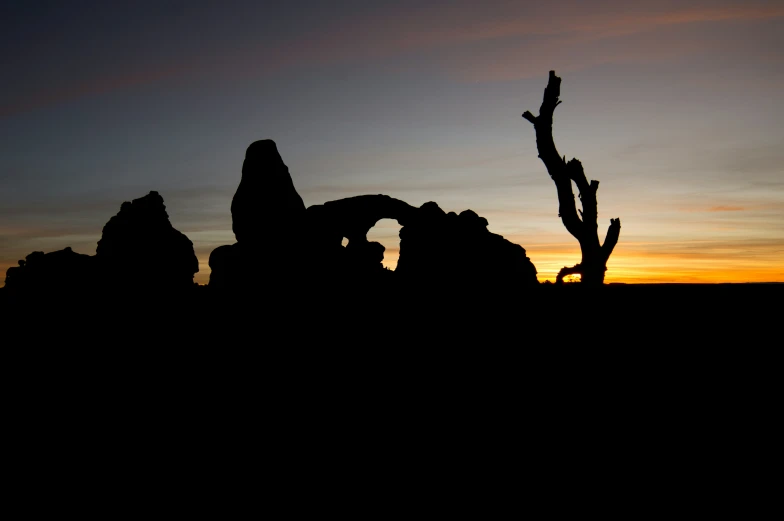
[522,71,565,175]
[540,71,562,116]
[566,158,591,195]
[554,178,583,239]
[601,218,621,261]
[556,264,582,284]
[523,71,583,240]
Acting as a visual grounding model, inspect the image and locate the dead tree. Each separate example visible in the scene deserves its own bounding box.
[523,71,621,285]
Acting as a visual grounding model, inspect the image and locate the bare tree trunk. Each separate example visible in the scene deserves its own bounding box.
[522,71,621,285]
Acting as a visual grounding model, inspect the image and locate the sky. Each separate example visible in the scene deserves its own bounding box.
[1,0,783,285]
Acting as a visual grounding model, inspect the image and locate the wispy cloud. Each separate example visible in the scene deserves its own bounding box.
[4,2,783,117]
[0,63,193,119]
[707,205,745,212]
[317,2,784,55]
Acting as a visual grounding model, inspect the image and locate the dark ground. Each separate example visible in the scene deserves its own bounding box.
[1,282,778,506]
[1,281,777,346]
[4,280,777,407]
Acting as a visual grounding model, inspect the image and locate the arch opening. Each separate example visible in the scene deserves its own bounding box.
[366,218,403,271]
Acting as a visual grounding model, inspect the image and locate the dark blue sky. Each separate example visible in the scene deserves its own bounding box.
[2,0,783,283]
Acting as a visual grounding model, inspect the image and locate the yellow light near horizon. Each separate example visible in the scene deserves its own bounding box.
[187,241,784,287]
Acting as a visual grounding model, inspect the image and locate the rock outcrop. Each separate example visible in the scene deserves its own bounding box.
[209,140,309,289]
[3,138,539,299]
[396,202,538,289]
[4,191,198,294]
[304,196,538,289]
[231,139,306,244]
[305,195,417,281]
[3,247,95,293]
[96,191,198,289]
[208,140,538,291]
[306,195,417,244]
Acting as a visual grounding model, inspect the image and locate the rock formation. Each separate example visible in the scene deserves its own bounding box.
[3,247,95,293]
[4,191,198,294]
[208,140,539,291]
[396,202,539,290]
[303,196,538,289]
[4,138,539,297]
[304,195,417,281]
[96,191,198,289]
[232,139,306,244]
[306,195,417,244]
[209,139,309,289]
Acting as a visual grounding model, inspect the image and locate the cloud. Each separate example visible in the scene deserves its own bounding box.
[277,1,784,82]
[5,2,783,118]
[0,62,192,119]
[707,205,745,212]
[325,2,784,54]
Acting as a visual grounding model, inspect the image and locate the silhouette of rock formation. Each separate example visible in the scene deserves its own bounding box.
[4,191,198,293]
[307,195,418,243]
[3,138,538,296]
[232,139,306,244]
[305,195,417,281]
[3,247,95,293]
[209,140,309,289]
[304,195,538,288]
[208,140,538,290]
[96,191,198,289]
[396,202,538,289]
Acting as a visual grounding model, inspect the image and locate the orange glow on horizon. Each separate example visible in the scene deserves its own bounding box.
[181,245,784,286]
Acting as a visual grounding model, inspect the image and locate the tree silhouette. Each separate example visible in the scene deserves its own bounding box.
[523,71,621,285]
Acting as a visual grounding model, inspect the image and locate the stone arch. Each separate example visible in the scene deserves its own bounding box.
[307,195,416,242]
[305,194,417,275]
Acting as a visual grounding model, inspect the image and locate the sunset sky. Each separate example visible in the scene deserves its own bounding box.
[2,0,783,285]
